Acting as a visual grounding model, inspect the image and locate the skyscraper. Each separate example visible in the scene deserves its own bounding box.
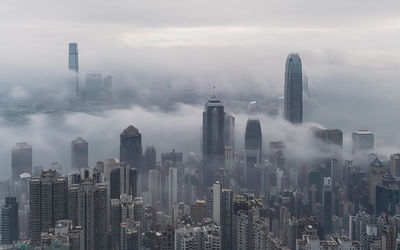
[85,73,103,102]
[202,93,225,162]
[11,142,32,182]
[323,177,333,235]
[68,43,79,96]
[1,197,19,244]
[352,130,374,154]
[245,118,262,191]
[390,153,400,177]
[224,113,235,151]
[168,167,178,213]
[71,137,88,170]
[120,125,142,170]
[68,179,107,250]
[110,163,138,199]
[369,157,385,212]
[284,53,303,123]
[29,170,68,244]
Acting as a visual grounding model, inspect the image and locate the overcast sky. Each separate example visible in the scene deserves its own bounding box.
[1,1,400,179]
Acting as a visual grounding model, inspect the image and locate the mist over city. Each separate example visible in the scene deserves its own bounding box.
[1,1,400,250]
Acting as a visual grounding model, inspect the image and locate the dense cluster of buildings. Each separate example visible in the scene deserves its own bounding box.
[1,51,400,250]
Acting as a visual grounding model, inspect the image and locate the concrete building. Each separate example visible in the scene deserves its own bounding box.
[352,130,374,154]
[29,170,68,244]
[71,137,88,170]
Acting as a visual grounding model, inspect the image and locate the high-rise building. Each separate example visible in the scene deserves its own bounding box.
[85,73,103,102]
[71,137,88,170]
[110,163,138,199]
[245,118,262,191]
[390,153,400,178]
[369,157,385,212]
[120,125,142,170]
[284,53,303,123]
[1,197,19,244]
[29,170,68,244]
[11,142,32,182]
[224,113,235,151]
[202,93,225,162]
[352,130,374,153]
[323,177,333,235]
[212,182,221,225]
[161,149,183,165]
[148,169,162,204]
[233,194,267,250]
[221,189,233,250]
[68,43,79,96]
[68,178,107,250]
[191,200,206,224]
[175,223,221,250]
[168,167,178,213]
[375,174,400,216]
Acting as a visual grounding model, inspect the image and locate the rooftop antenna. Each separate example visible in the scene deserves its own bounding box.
[211,81,217,99]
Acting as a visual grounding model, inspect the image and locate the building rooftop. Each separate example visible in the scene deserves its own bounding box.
[370,157,384,168]
[353,129,373,135]
[123,125,139,134]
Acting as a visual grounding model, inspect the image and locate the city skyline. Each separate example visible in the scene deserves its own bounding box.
[2,1,400,249]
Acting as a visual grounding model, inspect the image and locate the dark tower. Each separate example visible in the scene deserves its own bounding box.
[1,197,19,244]
[284,53,303,123]
[202,93,225,162]
[244,119,262,193]
[120,125,142,170]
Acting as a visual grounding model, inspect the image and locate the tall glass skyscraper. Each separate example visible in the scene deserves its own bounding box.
[120,125,142,170]
[68,43,79,96]
[202,94,225,162]
[284,53,303,123]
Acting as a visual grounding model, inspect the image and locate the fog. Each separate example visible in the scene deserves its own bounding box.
[1,1,400,179]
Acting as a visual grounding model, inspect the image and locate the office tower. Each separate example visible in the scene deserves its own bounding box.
[221,189,233,250]
[1,197,18,244]
[68,179,107,250]
[148,169,162,204]
[29,170,68,244]
[245,118,262,191]
[143,146,157,170]
[191,200,206,223]
[110,163,138,199]
[11,142,32,182]
[390,153,400,177]
[284,53,303,123]
[323,177,333,235]
[202,93,225,162]
[311,127,343,148]
[71,137,88,170]
[120,125,142,170]
[224,113,235,151]
[175,223,221,250]
[352,130,374,153]
[224,146,234,172]
[212,182,221,225]
[375,174,400,216]
[161,149,183,165]
[369,157,385,212]
[68,43,79,95]
[85,73,103,102]
[168,167,178,213]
